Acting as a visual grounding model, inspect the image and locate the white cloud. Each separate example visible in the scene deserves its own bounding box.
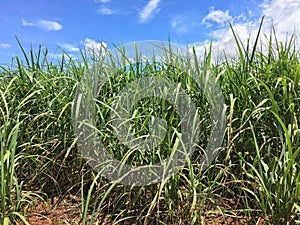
[139,0,161,23]
[22,19,34,26]
[38,20,63,31]
[202,7,232,27]
[22,19,62,31]
[94,0,111,2]
[60,43,80,52]
[0,43,10,49]
[97,6,114,15]
[83,38,108,56]
[261,0,300,40]
[193,7,259,61]
[190,23,257,62]
[192,0,300,61]
[170,16,188,33]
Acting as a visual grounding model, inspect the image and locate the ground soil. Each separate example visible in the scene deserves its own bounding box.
[25,194,111,225]
[23,195,266,225]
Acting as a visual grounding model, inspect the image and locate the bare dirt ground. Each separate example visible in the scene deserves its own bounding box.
[25,195,111,225]
[24,195,266,225]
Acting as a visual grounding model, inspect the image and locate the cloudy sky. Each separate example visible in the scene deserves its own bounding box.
[0,0,299,64]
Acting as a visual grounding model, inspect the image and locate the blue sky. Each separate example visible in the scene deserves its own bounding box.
[0,0,299,64]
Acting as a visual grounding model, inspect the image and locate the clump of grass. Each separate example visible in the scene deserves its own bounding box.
[74,43,220,224]
[0,78,30,224]
[0,39,87,223]
[222,19,300,224]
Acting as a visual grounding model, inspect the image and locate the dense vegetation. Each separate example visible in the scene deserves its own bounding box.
[1,22,300,224]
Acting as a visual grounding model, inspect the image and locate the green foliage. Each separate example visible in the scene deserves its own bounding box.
[0,19,300,224]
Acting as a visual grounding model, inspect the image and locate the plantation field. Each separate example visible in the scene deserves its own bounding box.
[1,24,300,224]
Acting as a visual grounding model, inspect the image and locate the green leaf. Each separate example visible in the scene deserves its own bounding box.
[4,217,10,225]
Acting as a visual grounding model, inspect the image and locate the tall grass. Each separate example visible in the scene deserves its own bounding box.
[0,42,85,223]
[222,20,300,224]
[0,21,299,224]
[0,76,29,224]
